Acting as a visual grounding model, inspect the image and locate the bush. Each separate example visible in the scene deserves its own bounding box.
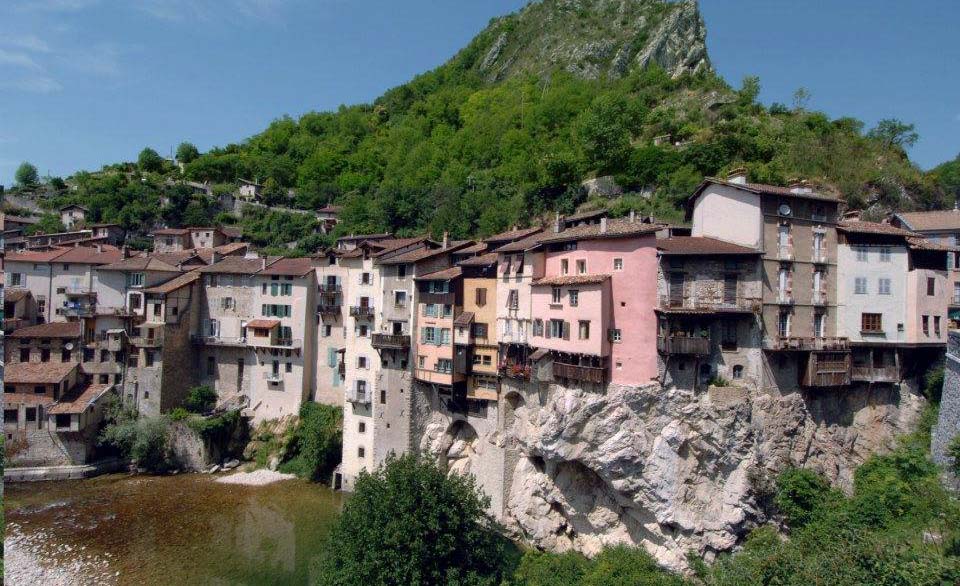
[184,385,217,413]
[100,415,172,472]
[924,365,945,403]
[279,403,342,481]
[315,454,511,585]
[949,435,960,477]
[774,468,833,530]
[513,551,590,586]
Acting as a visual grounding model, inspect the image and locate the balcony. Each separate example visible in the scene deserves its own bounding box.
[318,283,342,293]
[658,295,760,314]
[349,306,375,319]
[372,333,410,350]
[776,294,794,305]
[657,335,711,356]
[61,305,96,318]
[249,337,302,349]
[802,352,851,387]
[192,335,248,348]
[769,336,849,351]
[264,372,283,384]
[553,361,606,384]
[129,330,164,347]
[777,246,794,261]
[318,304,341,315]
[812,250,829,264]
[347,387,371,404]
[851,365,900,383]
[499,361,531,380]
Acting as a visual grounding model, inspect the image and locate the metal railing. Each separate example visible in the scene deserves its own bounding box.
[658,295,760,313]
[192,335,248,347]
[771,336,849,351]
[349,306,375,318]
[371,333,410,349]
[264,372,283,383]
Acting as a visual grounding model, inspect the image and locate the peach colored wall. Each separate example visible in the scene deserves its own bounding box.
[539,235,660,385]
[531,284,608,356]
[906,267,949,343]
[414,308,456,383]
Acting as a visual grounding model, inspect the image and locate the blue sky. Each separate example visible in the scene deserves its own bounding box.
[1,0,957,187]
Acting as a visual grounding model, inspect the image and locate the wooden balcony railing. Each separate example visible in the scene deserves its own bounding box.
[552,361,606,384]
[771,336,848,351]
[372,333,410,349]
[658,295,760,313]
[657,335,711,355]
[850,365,900,383]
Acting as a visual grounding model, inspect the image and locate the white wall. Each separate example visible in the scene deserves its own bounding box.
[837,243,909,343]
[691,185,763,249]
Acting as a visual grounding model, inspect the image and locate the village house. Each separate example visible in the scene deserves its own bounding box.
[3,287,36,333]
[59,204,88,229]
[890,208,960,326]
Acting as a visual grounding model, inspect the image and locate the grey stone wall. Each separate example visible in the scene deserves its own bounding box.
[932,331,960,473]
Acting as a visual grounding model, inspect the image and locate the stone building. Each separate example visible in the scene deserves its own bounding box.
[59,204,88,229]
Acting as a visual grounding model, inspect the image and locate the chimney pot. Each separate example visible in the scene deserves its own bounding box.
[261,257,266,270]
[553,212,561,233]
[727,167,748,185]
[122,245,130,259]
[442,231,449,250]
[600,217,608,234]
[629,210,636,223]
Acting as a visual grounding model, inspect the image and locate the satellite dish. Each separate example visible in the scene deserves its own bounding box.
[65,342,74,351]
[778,204,792,216]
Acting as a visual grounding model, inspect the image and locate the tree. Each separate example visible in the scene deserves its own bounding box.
[867,118,919,150]
[315,454,509,585]
[176,142,200,165]
[138,147,165,173]
[14,161,39,187]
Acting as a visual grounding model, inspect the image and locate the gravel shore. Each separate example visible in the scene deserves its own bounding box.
[4,523,117,586]
[214,469,296,486]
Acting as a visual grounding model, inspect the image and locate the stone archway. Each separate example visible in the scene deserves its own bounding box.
[438,419,479,476]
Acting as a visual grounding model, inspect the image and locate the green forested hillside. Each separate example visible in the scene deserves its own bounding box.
[6,0,953,251]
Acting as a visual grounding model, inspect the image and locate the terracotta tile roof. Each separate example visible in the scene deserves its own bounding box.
[484,226,543,244]
[3,393,56,407]
[318,205,342,213]
[837,221,916,237]
[247,319,280,329]
[454,311,475,326]
[60,204,89,211]
[220,226,243,238]
[564,208,608,223]
[54,245,124,264]
[454,242,488,255]
[152,228,190,236]
[893,210,960,232]
[533,274,611,286]
[694,178,840,203]
[415,266,462,281]
[337,232,392,242]
[537,219,664,245]
[9,321,82,339]
[214,242,249,255]
[657,236,761,256]
[48,384,113,415]
[457,252,499,267]
[99,256,182,272]
[142,271,201,295]
[370,237,430,258]
[5,361,78,384]
[259,257,315,277]
[198,256,274,275]
[906,237,957,252]
[4,288,31,303]
[5,247,71,263]
[379,241,474,265]
[496,231,547,253]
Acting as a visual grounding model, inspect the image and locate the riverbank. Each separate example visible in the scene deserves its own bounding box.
[5,522,116,585]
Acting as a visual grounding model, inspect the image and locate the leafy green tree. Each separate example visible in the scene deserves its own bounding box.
[279,402,342,481]
[14,161,39,187]
[774,468,832,529]
[183,385,217,413]
[176,142,200,164]
[138,147,165,173]
[867,118,919,150]
[576,94,640,173]
[315,454,510,585]
[23,213,65,235]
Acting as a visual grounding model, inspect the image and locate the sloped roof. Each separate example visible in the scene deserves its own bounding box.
[143,271,201,295]
[5,361,78,384]
[247,319,280,329]
[564,208,608,223]
[536,219,664,245]
[370,237,430,258]
[379,241,473,265]
[5,247,71,263]
[60,204,89,212]
[415,266,462,281]
[9,321,82,338]
[198,256,274,275]
[48,384,113,415]
[259,257,315,277]
[837,221,916,237]
[337,232,392,242]
[220,226,243,238]
[454,242,488,255]
[458,252,499,267]
[4,288,31,303]
[657,237,760,256]
[533,274,611,286]
[99,256,182,272]
[152,228,190,236]
[484,226,543,244]
[318,205,342,213]
[906,236,957,252]
[893,210,960,232]
[54,245,124,264]
[454,312,475,326]
[496,231,547,253]
[693,178,840,203]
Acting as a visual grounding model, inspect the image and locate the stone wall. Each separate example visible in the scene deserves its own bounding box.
[6,428,97,467]
[932,331,960,477]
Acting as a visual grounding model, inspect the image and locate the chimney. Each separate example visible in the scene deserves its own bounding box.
[788,179,812,194]
[122,245,131,259]
[442,231,449,250]
[553,212,561,233]
[95,244,102,253]
[600,217,608,234]
[629,210,636,223]
[211,251,223,264]
[727,167,748,185]
[261,257,266,270]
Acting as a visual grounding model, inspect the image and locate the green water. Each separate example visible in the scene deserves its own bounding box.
[5,473,344,585]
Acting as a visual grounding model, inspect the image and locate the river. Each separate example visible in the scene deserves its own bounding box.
[4,473,344,585]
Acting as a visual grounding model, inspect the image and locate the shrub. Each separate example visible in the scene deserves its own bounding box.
[279,403,342,481]
[513,551,590,586]
[100,415,172,472]
[183,385,217,413]
[584,546,687,586]
[949,435,960,477]
[315,454,511,585]
[924,365,945,403]
[774,468,832,529]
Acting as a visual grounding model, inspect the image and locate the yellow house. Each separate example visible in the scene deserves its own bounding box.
[457,254,500,400]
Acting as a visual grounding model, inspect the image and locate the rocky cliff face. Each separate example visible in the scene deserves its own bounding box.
[417,378,924,570]
[473,0,710,82]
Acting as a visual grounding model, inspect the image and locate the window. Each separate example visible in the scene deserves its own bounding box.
[935,316,942,337]
[358,325,368,337]
[422,327,437,345]
[814,312,826,338]
[533,319,544,337]
[357,356,367,369]
[207,319,220,337]
[475,288,487,306]
[442,304,453,318]
[394,290,407,307]
[427,281,449,294]
[569,290,579,307]
[281,283,292,296]
[507,289,519,310]
[436,359,453,373]
[576,259,587,274]
[145,351,155,367]
[778,310,791,338]
[721,321,738,351]
[358,447,365,458]
[560,260,569,275]
[778,267,790,300]
[879,247,891,262]
[206,356,216,375]
[4,410,18,424]
[551,287,562,304]
[812,232,825,259]
[923,315,930,336]
[778,224,790,248]
[220,297,234,310]
[61,349,71,362]
[613,258,623,271]
[548,319,566,339]
[8,273,23,287]
[854,277,867,295]
[19,348,29,362]
[861,313,882,333]
[856,246,868,262]
[361,272,371,285]
[40,349,50,363]
[323,325,332,337]
[127,272,145,287]
[878,278,891,295]
[423,303,438,317]
[954,282,960,304]
[927,277,936,296]
[578,320,590,340]
[380,389,386,404]
[732,365,744,380]
[418,355,425,368]
[472,323,488,338]
[397,264,407,278]
[358,421,366,433]
[440,328,451,345]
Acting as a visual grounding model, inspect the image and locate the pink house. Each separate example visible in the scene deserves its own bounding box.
[413,267,467,390]
[529,217,663,386]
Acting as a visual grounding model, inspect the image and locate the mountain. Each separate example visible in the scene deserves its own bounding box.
[6,0,948,253]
